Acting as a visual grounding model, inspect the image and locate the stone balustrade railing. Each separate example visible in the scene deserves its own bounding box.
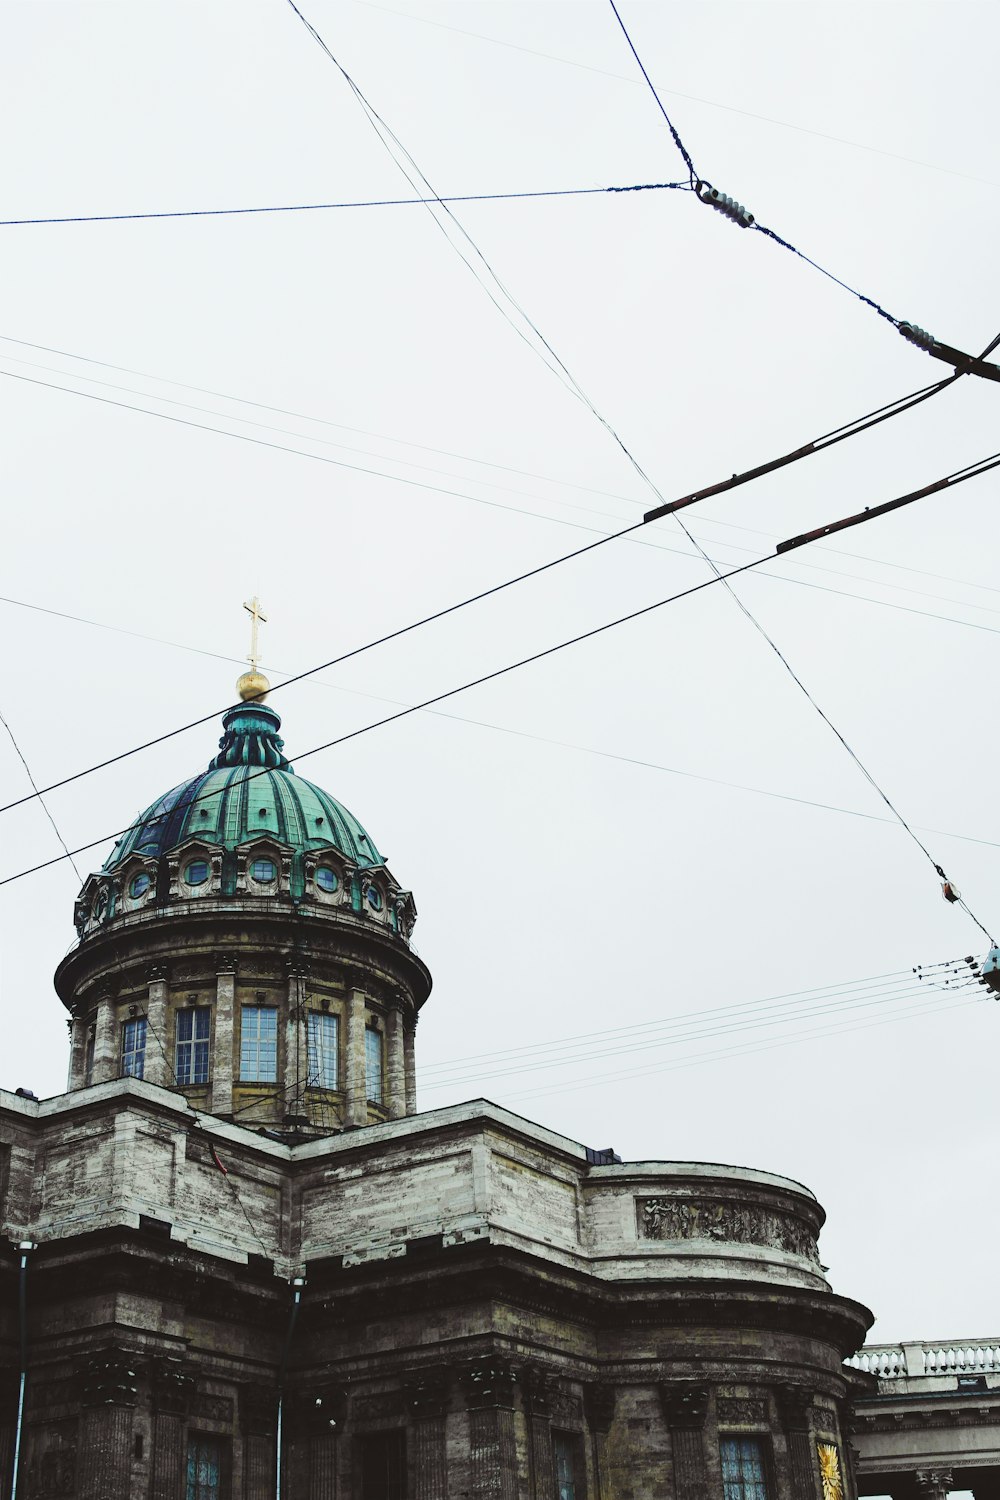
[846,1340,1000,1378]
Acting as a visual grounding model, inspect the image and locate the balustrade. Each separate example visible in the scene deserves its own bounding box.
[846,1340,1000,1378]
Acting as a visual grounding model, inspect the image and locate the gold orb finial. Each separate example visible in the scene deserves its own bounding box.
[237,668,271,703]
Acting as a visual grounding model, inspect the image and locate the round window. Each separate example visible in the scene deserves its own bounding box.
[316,866,338,893]
[184,860,209,887]
[366,886,383,912]
[129,872,151,899]
[251,858,276,883]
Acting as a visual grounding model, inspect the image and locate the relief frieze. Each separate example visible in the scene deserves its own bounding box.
[638,1197,818,1260]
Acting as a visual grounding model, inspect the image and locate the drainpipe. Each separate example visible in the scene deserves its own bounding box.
[9,1241,34,1500]
[275,1276,305,1500]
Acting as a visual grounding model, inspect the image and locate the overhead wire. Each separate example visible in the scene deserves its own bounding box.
[0,362,968,820]
[421,975,982,1093]
[281,0,998,941]
[3,588,1000,855]
[0,180,685,229]
[0,706,82,882]
[4,442,1000,890]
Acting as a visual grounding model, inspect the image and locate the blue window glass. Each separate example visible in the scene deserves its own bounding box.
[315,866,338,893]
[251,858,276,883]
[554,1433,579,1500]
[721,1438,769,1500]
[307,1012,339,1089]
[240,1006,278,1082]
[121,1017,147,1079]
[129,872,151,899]
[365,1027,383,1105]
[186,1435,222,1500]
[176,1007,212,1086]
[184,860,209,887]
[367,886,383,912]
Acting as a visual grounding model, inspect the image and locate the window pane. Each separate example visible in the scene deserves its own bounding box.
[554,1434,578,1500]
[307,1012,339,1089]
[122,1018,147,1079]
[186,1436,222,1500]
[720,1438,769,1500]
[240,1006,278,1082]
[365,1028,383,1104]
[177,1007,211,1086]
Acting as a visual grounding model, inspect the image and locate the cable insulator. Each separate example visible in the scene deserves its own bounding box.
[696,181,754,228]
[941,879,961,904]
[899,321,937,351]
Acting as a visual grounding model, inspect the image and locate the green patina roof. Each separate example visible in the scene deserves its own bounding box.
[103,702,384,873]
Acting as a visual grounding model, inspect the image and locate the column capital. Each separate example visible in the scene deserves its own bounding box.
[522,1366,556,1419]
[461,1361,517,1410]
[215,952,238,976]
[76,1348,140,1408]
[406,1368,452,1420]
[778,1383,814,1431]
[146,963,169,984]
[660,1382,710,1429]
[151,1358,194,1416]
[583,1382,616,1432]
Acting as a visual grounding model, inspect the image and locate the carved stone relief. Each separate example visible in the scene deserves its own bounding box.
[717,1397,768,1426]
[639,1197,819,1261]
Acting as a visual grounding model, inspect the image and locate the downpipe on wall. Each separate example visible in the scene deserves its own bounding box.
[9,1241,34,1500]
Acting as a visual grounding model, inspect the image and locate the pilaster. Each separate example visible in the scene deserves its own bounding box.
[661,1383,710,1500]
[778,1385,821,1500]
[76,1351,138,1500]
[408,1369,451,1500]
[90,992,119,1085]
[462,1362,518,1500]
[151,1358,194,1500]
[344,978,367,1127]
[386,1001,406,1120]
[211,958,237,1116]
[283,959,309,1122]
[404,1017,417,1115]
[144,965,170,1087]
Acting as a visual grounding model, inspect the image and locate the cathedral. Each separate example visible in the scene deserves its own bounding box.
[0,639,873,1500]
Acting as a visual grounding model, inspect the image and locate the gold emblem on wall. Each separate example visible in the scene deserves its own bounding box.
[817,1443,844,1500]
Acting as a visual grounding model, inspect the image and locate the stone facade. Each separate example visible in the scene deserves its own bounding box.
[0,1083,871,1499]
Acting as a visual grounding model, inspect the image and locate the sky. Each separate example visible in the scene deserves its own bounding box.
[1,0,998,1346]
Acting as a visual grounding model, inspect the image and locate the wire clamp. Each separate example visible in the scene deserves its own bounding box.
[696,180,754,228]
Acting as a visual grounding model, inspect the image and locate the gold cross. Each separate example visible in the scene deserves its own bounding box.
[243,596,267,671]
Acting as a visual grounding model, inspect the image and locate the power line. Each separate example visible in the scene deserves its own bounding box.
[3,445,999,892]
[0,179,686,230]
[421,974,981,1094]
[0,360,964,819]
[3,588,999,855]
[606,0,900,329]
[0,706,82,882]
[280,0,995,937]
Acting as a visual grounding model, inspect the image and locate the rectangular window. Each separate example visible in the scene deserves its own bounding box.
[176,1007,212,1085]
[186,1435,222,1500]
[365,1027,383,1105]
[121,1017,147,1079]
[307,1011,339,1089]
[240,1006,278,1082]
[360,1430,406,1500]
[553,1432,584,1500]
[720,1437,769,1500]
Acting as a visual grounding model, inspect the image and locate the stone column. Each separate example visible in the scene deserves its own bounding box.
[408,1369,451,1500]
[404,1018,417,1115]
[462,1362,518,1500]
[151,1360,194,1500]
[970,1474,1000,1500]
[584,1384,615,1500]
[779,1385,821,1500]
[522,1367,555,1500]
[67,1015,88,1089]
[240,1386,278,1500]
[284,962,309,1123]
[343,978,367,1128]
[76,1351,138,1499]
[144,965,171,1087]
[91,993,120,1084]
[660,1384,710,1500]
[211,959,237,1116]
[386,1002,406,1120]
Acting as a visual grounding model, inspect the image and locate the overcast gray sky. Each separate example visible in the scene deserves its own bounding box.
[1,1,998,1345]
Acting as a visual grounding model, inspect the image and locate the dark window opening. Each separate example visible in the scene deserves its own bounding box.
[186,1435,223,1500]
[360,1430,406,1500]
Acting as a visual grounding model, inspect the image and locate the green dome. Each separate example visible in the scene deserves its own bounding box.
[103,702,384,877]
